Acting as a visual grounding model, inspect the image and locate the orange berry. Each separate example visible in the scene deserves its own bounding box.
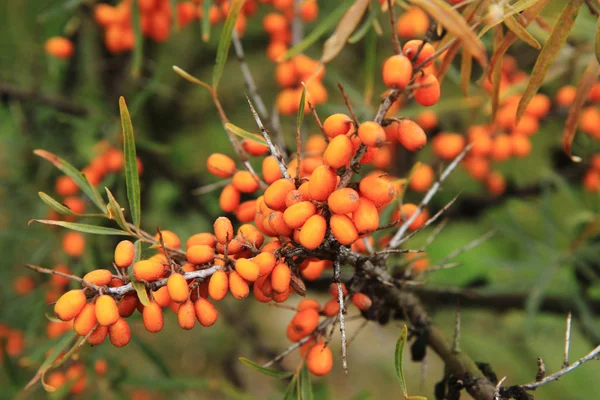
[94,359,108,376]
[359,174,395,207]
[410,164,434,193]
[382,55,413,89]
[300,0,319,21]
[323,134,353,168]
[328,282,348,297]
[289,308,319,338]
[432,133,466,160]
[62,231,85,257]
[555,85,576,107]
[252,253,275,277]
[414,73,440,107]
[510,134,532,158]
[133,259,165,281]
[394,120,427,152]
[397,7,429,38]
[108,318,131,347]
[207,153,236,178]
[142,301,164,333]
[590,154,600,171]
[264,178,296,210]
[417,110,438,131]
[46,371,67,391]
[235,258,260,282]
[167,273,189,303]
[219,184,241,213]
[403,40,435,66]
[114,240,135,268]
[352,293,372,311]
[583,170,600,192]
[271,263,291,293]
[186,233,216,249]
[13,276,35,296]
[152,286,171,308]
[45,37,74,59]
[186,244,215,265]
[55,175,79,197]
[208,270,228,300]
[118,293,138,318]
[486,171,506,196]
[104,148,124,172]
[194,298,218,327]
[490,134,512,161]
[214,217,234,244]
[327,188,360,215]
[263,12,288,35]
[177,299,196,330]
[525,94,551,119]
[323,113,354,138]
[394,203,429,230]
[232,171,260,193]
[242,138,269,156]
[358,121,386,147]
[308,165,337,201]
[283,201,316,229]
[352,197,379,233]
[83,269,113,286]
[298,298,321,311]
[301,260,327,280]
[55,289,86,321]
[229,271,250,300]
[263,156,283,184]
[88,325,108,345]
[323,298,340,317]
[285,190,306,207]
[95,295,120,326]
[154,230,181,251]
[330,214,359,245]
[299,214,327,250]
[74,303,97,336]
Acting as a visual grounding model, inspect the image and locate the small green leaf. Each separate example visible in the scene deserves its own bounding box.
[131,280,150,307]
[34,150,106,212]
[131,0,144,78]
[395,325,408,398]
[105,188,132,233]
[38,192,81,217]
[119,97,141,229]
[225,122,268,145]
[24,331,77,391]
[133,239,143,264]
[516,0,584,123]
[30,219,132,236]
[297,85,307,132]
[299,363,314,400]
[239,357,293,379]
[283,373,299,400]
[279,0,352,61]
[45,313,63,323]
[321,0,370,63]
[213,0,245,91]
[202,0,213,42]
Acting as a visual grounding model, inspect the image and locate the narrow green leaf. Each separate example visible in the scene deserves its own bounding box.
[131,336,172,377]
[478,0,546,37]
[299,364,313,400]
[279,0,352,62]
[596,17,600,64]
[45,313,63,323]
[1,339,21,386]
[239,357,293,379]
[34,150,106,212]
[363,27,376,105]
[516,0,584,123]
[173,66,212,90]
[105,188,132,233]
[407,396,428,400]
[38,192,81,217]
[119,97,141,229]
[30,219,132,236]
[133,239,143,264]
[503,16,540,50]
[321,0,370,63]
[348,5,378,44]
[394,325,408,398]
[296,85,307,132]
[225,122,268,145]
[283,373,299,400]
[24,331,77,391]
[213,0,245,91]
[202,0,213,42]
[491,27,503,121]
[131,0,144,78]
[131,280,150,307]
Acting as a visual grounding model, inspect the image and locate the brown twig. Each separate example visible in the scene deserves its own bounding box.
[0,82,88,116]
[386,0,402,55]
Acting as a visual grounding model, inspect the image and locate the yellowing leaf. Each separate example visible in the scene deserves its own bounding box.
[479,0,545,37]
[516,0,584,124]
[225,123,268,146]
[596,17,600,64]
[503,15,541,50]
[563,60,600,162]
[460,51,472,96]
[321,0,370,63]
[409,0,487,66]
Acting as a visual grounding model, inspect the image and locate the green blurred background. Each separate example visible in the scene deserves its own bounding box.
[1,0,600,399]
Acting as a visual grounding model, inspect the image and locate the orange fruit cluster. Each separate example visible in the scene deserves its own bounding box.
[45,362,89,394]
[275,54,327,115]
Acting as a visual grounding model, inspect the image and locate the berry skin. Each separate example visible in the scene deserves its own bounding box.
[308,165,337,201]
[403,40,435,66]
[235,258,260,282]
[414,73,440,106]
[74,303,97,336]
[271,263,291,294]
[118,293,138,318]
[323,113,353,138]
[177,299,196,330]
[352,197,379,234]
[88,325,108,345]
[108,318,131,347]
[487,171,506,196]
[396,119,427,152]
[327,188,360,215]
[299,214,327,250]
[254,252,276,276]
[219,184,241,213]
[186,233,217,249]
[307,343,333,376]
[323,299,340,317]
[323,135,353,168]
[186,245,215,265]
[62,231,86,258]
[154,230,181,251]
[330,214,359,245]
[167,273,189,303]
[394,203,429,231]
[142,301,164,333]
[95,295,120,326]
[352,293,373,311]
[195,298,218,327]
[491,134,512,161]
[358,121,386,147]
[263,156,283,184]
[55,175,79,197]
[432,133,466,160]
[207,153,236,178]
[359,174,396,207]
[208,270,229,300]
[214,217,234,244]
[289,308,319,338]
[114,240,135,268]
[382,55,413,89]
[83,269,113,286]
[232,171,260,193]
[264,178,296,211]
[45,37,74,59]
[410,164,434,193]
[133,259,165,281]
[283,201,317,229]
[54,290,87,321]
[229,271,250,300]
[242,138,269,156]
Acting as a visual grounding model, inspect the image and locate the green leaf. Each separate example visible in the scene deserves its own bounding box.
[478,0,547,37]
[38,192,81,218]
[395,325,408,398]
[363,27,376,105]
[283,373,299,400]
[239,357,293,379]
[105,188,132,233]
[503,16,540,50]
[24,331,77,391]
[225,122,268,145]
[119,97,141,229]
[516,0,584,123]
[299,363,313,400]
[131,280,150,307]
[34,150,106,212]
[202,0,213,42]
[133,239,143,264]
[44,313,63,323]
[213,0,245,91]
[38,0,87,22]
[29,219,131,236]
[321,0,370,63]
[131,336,172,377]
[131,0,144,78]
[296,85,306,132]
[407,396,428,400]
[279,0,352,62]
[348,5,378,44]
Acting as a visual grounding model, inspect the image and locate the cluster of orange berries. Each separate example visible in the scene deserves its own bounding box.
[275,54,327,115]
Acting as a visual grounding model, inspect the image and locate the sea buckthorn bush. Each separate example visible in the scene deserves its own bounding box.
[2,0,600,399]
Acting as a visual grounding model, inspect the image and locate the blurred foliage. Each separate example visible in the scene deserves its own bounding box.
[0,0,599,399]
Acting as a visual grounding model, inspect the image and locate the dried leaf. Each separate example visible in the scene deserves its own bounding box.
[460,51,472,96]
[409,0,487,66]
[503,15,541,50]
[479,0,545,37]
[563,60,600,162]
[290,274,307,296]
[491,27,504,121]
[321,0,370,63]
[516,0,584,124]
[225,123,267,145]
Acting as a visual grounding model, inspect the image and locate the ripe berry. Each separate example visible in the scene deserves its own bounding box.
[263,156,283,184]
[133,259,165,281]
[74,303,97,336]
[307,343,333,376]
[323,135,353,168]
[264,178,295,210]
[323,299,340,317]
[242,138,269,156]
[95,295,120,326]
[232,170,260,193]
[271,263,291,294]
[254,252,277,276]
[88,325,108,345]
[394,203,429,231]
[118,293,138,318]
[167,273,189,303]
[403,40,435,66]
[186,233,217,249]
[214,217,234,244]
[359,174,396,207]
[308,165,337,201]
[414,73,440,106]
[186,244,215,265]
[432,133,466,160]
[55,290,87,321]
[229,271,250,300]
[207,153,236,178]
[45,37,74,59]
[352,197,379,233]
[208,270,228,301]
[219,184,241,213]
[352,293,373,311]
[154,230,181,252]
[235,258,260,282]
[330,214,358,245]
[382,55,413,89]
[195,298,218,327]
[142,301,164,333]
[83,269,113,286]
[289,308,319,338]
[358,121,386,147]
[177,299,196,330]
[62,231,86,258]
[114,240,135,268]
[108,318,131,347]
[299,214,327,250]
[283,201,316,229]
[322,113,353,138]
[410,164,434,193]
